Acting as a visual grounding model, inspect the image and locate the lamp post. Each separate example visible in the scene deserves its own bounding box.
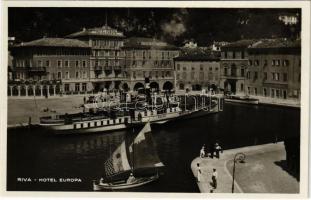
[231,153,246,193]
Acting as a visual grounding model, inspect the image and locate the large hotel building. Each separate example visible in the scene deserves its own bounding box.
[9,26,179,96]
[66,26,126,92]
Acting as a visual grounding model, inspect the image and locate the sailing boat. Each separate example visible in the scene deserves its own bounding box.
[93,122,164,190]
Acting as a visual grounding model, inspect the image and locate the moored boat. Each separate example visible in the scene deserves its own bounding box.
[225,95,259,105]
[39,92,224,134]
[40,111,131,134]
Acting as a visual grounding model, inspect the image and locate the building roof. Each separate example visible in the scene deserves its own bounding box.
[222,39,258,49]
[174,53,220,62]
[123,37,179,50]
[175,47,220,61]
[14,37,90,48]
[249,38,300,49]
[66,25,125,38]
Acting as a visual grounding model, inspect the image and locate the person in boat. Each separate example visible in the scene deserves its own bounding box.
[99,177,104,184]
[127,172,136,184]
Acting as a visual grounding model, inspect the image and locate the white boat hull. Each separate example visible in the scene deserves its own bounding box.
[40,117,130,134]
[225,98,259,105]
[93,175,159,190]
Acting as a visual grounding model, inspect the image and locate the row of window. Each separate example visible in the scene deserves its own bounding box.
[37,60,88,68]
[223,51,246,59]
[223,68,244,77]
[132,71,172,78]
[177,64,219,71]
[94,60,121,67]
[15,59,88,68]
[55,71,88,79]
[249,87,288,99]
[15,60,31,67]
[248,59,290,67]
[130,60,172,67]
[35,49,89,56]
[245,71,288,82]
[128,50,177,59]
[91,40,123,48]
[177,72,218,81]
[92,50,122,57]
[271,72,287,81]
[64,83,88,92]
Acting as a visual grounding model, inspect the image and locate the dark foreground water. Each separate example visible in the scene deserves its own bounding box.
[7,103,300,192]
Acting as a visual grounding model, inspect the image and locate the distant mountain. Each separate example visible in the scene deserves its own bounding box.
[8,8,300,46]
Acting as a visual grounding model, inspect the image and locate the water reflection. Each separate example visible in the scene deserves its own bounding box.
[7,103,300,192]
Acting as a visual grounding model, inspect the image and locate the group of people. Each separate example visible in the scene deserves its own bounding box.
[200,143,223,159]
[196,163,218,190]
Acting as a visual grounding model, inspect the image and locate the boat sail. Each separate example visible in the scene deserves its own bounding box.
[93,122,164,190]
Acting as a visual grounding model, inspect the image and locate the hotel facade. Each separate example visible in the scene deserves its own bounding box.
[9,26,180,97]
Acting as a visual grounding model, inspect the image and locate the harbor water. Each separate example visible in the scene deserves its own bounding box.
[7,103,300,192]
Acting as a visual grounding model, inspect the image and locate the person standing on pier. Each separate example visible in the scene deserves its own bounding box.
[212,168,217,189]
[214,143,223,159]
[200,145,206,158]
[197,163,201,182]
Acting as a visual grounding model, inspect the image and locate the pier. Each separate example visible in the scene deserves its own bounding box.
[190,142,299,193]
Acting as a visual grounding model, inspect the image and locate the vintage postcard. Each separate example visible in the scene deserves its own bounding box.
[1,1,310,199]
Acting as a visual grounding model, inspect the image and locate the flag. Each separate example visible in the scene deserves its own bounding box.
[134,122,151,144]
[104,141,131,177]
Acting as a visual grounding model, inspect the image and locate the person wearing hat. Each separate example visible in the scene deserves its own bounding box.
[127,172,136,184]
[212,168,218,189]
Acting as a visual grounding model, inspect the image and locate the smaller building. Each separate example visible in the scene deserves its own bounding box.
[278,13,299,25]
[220,39,257,95]
[9,37,92,96]
[123,37,179,92]
[247,38,301,100]
[174,52,220,91]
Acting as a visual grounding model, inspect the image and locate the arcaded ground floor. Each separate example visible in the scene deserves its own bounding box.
[7,79,175,98]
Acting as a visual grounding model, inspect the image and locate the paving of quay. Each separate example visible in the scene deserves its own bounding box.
[190,142,299,193]
[7,95,85,127]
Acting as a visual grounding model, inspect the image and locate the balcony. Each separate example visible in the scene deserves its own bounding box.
[94,66,102,72]
[114,66,122,70]
[104,66,112,71]
[27,67,47,76]
[90,76,126,82]
[28,67,46,72]
[221,74,244,80]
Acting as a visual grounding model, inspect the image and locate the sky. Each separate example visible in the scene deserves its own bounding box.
[8,8,301,46]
